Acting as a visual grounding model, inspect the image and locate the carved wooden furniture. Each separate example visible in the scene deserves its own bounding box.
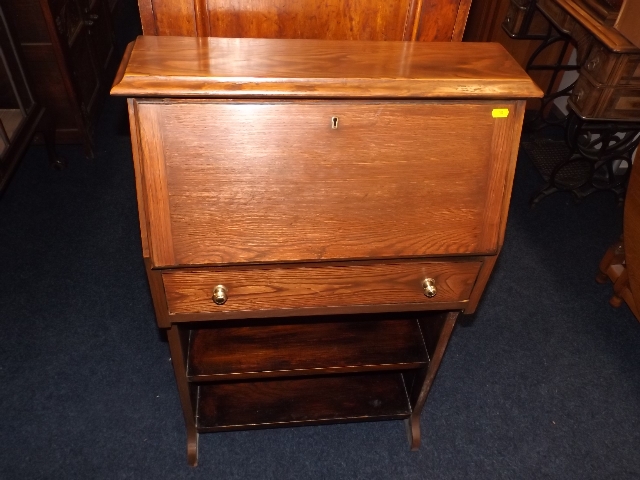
[136,0,473,41]
[112,35,541,466]
[1,0,117,156]
[597,148,640,322]
[0,3,63,194]
[496,0,640,204]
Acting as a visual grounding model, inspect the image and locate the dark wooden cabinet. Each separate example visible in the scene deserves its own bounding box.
[0,4,43,193]
[1,0,116,155]
[0,3,64,193]
[112,36,541,467]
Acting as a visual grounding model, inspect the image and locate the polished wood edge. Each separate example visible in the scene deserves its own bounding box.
[194,0,210,37]
[137,0,157,35]
[164,301,469,324]
[188,362,427,383]
[112,41,136,90]
[110,38,543,99]
[402,0,418,41]
[147,253,495,271]
[410,0,424,40]
[551,0,639,53]
[197,411,411,433]
[112,78,543,99]
[451,0,473,41]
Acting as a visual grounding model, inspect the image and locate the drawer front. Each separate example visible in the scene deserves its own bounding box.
[163,261,482,315]
[582,44,640,88]
[570,76,640,119]
[135,100,520,267]
[582,42,620,86]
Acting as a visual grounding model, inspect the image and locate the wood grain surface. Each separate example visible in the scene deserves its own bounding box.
[162,261,481,314]
[187,317,428,380]
[196,373,411,431]
[135,100,519,267]
[111,36,543,99]
[624,151,640,317]
[540,0,639,53]
[137,0,472,41]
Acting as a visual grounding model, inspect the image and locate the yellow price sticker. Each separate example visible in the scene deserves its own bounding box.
[492,108,510,118]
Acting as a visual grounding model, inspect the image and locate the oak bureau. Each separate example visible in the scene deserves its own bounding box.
[111,36,541,466]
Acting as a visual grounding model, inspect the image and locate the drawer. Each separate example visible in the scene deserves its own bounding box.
[570,75,640,119]
[135,100,519,267]
[582,42,640,87]
[162,261,482,316]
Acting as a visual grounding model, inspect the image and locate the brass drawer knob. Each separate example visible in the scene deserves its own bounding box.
[422,278,437,298]
[212,285,228,305]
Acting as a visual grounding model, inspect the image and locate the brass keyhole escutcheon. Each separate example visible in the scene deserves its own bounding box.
[422,278,437,298]
[212,285,228,305]
[331,117,339,129]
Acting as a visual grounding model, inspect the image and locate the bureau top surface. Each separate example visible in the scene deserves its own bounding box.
[111,36,542,99]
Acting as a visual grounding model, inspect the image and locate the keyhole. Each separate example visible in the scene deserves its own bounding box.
[331,117,339,129]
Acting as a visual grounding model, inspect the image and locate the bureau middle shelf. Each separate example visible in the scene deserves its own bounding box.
[186,316,430,382]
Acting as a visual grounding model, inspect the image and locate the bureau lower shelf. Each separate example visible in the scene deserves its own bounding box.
[187,317,429,381]
[176,313,451,439]
[196,373,412,432]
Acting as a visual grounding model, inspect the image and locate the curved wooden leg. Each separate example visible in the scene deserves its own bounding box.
[187,429,199,467]
[404,416,421,451]
[610,295,624,308]
[595,271,610,284]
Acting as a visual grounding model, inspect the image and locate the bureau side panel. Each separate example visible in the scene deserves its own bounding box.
[136,103,176,266]
[465,100,526,314]
[477,100,526,252]
[128,99,150,258]
[136,100,514,267]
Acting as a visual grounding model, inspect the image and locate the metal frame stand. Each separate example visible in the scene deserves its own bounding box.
[503,0,640,205]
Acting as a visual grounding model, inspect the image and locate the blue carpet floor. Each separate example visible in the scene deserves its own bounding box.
[1,4,639,478]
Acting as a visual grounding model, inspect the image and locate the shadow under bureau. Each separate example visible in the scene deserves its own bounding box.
[111,36,541,466]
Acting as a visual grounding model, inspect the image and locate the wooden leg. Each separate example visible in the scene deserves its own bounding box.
[404,416,421,451]
[405,311,459,451]
[187,430,199,467]
[596,239,624,284]
[167,326,199,466]
[39,111,66,170]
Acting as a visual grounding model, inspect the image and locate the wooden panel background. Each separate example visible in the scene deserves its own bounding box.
[137,0,472,41]
[135,100,518,267]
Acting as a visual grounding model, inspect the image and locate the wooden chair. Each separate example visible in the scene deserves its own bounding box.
[136,0,473,41]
